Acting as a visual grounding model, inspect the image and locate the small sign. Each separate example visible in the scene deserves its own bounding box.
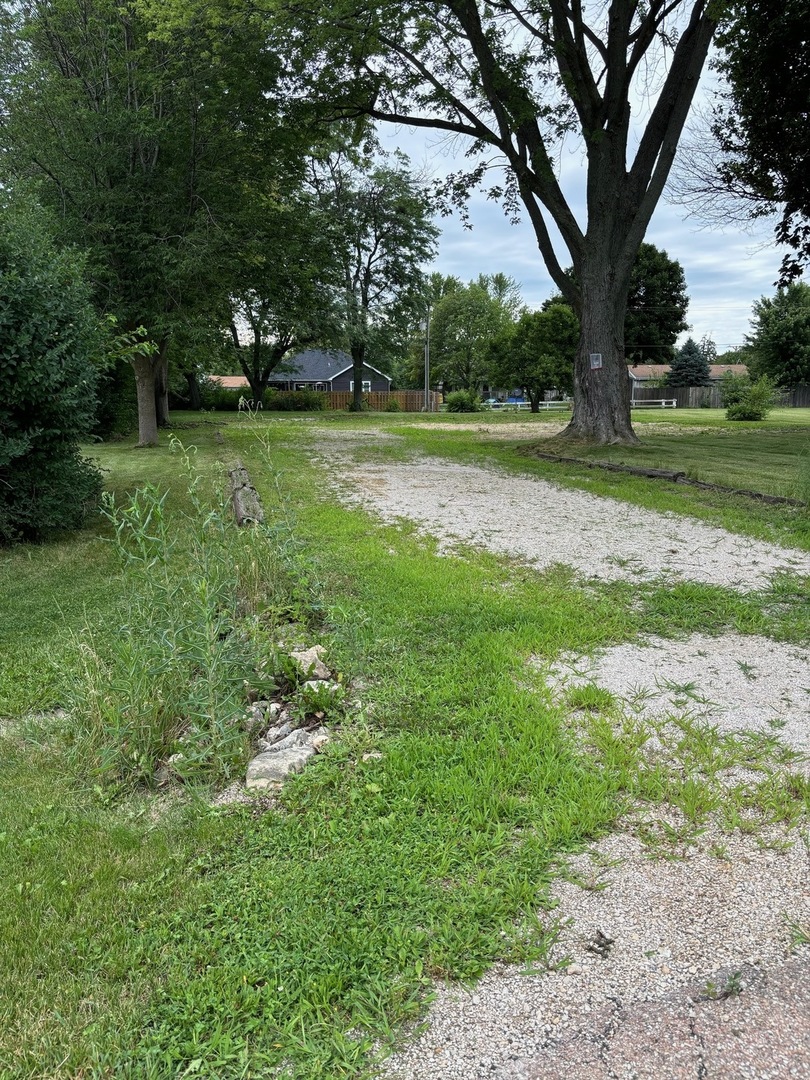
[589,353,603,369]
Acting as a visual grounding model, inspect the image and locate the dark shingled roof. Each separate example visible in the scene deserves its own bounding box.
[277,349,391,383]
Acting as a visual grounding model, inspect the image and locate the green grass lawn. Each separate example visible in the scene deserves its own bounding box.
[1,410,808,1078]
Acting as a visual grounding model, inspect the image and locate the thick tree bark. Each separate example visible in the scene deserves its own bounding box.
[350,341,366,410]
[131,354,159,447]
[561,270,638,445]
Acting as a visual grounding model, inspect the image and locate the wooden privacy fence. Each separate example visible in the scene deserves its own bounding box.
[630,385,722,408]
[324,390,442,412]
[631,384,810,409]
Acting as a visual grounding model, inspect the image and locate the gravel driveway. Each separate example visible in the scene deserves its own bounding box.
[315,428,810,1079]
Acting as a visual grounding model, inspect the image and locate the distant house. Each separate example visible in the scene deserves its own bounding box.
[212,375,251,390]
[269,349,392,393]
[628,363,749,386]
[209,350,392,394]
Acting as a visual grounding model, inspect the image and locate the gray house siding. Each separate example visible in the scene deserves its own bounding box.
[330,366,391,392]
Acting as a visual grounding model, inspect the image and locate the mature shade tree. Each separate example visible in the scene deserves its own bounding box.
[298,0,719,443]
[224,194,344,402]
[625,244,690,364]
[745,283,810,387]
[0,193,102,541]
[310,151,439,409]
[430,277,519,392]
[665,338,711,387]
[490,303,579,411]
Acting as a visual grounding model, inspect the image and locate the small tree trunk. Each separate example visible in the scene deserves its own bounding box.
[131,354,159,447]
[350,342,366,411]
[184,369,202,410]
[560,273,639,445]
[529,389,541,413]
[154,345,170,427]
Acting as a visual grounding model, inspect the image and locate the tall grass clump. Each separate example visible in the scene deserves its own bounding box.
[65,438,303,790]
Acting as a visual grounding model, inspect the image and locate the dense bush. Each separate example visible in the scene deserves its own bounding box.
[725,376,777,421]
[385,398,402,412]
[719,369,751,407]
[200,381,248,411]
[0,195,103,541]
[445,389,484,412]
[267,390,326,411]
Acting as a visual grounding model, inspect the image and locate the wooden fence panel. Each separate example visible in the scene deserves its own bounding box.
[324,390,441,412]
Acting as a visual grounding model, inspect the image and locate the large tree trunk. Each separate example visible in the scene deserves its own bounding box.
[131,354,159,447]
[154,345,170,427]
[560,260,639,445]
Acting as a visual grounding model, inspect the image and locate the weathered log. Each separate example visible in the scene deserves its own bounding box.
[228,458,264,526]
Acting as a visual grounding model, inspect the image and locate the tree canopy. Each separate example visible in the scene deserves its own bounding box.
[625,244,690,364]
[746,283,810,387]
[714,0,810,283]
[310,150,439,408]
[0,0,319,442]
[430,277,520,392]
[490,303,579,411]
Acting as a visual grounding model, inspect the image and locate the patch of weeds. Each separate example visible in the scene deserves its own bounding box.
[735,659,757,680]
[63,438,313,790]
[707,840,730,859]
[656,678,716,708]
[699,970,743,1002]
[787,919,810,949]
[565,684,618,714]
[635,816,707,860]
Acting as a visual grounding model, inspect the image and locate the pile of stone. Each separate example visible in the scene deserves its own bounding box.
[245,645,339,791]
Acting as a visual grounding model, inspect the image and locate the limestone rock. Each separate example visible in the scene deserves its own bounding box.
[246,745,314,789]
[261,727,312,754]
[291,646,331,680]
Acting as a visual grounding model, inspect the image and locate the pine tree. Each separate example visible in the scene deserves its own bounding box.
[666,338,712,387]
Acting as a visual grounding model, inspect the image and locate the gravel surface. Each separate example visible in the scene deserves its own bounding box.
[543,632,810,759]
[313,430,810,1079]
[330,453,810,592]
[381,825,810,1080]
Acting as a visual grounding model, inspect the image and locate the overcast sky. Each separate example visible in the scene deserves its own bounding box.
[379,96,791,355]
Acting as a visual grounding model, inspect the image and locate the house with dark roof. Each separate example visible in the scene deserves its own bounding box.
[268,349,392,393]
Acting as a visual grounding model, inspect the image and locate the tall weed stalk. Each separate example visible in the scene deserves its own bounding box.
[67,438,302,789]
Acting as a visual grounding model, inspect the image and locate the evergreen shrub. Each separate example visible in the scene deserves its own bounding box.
[0,195,103,541]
